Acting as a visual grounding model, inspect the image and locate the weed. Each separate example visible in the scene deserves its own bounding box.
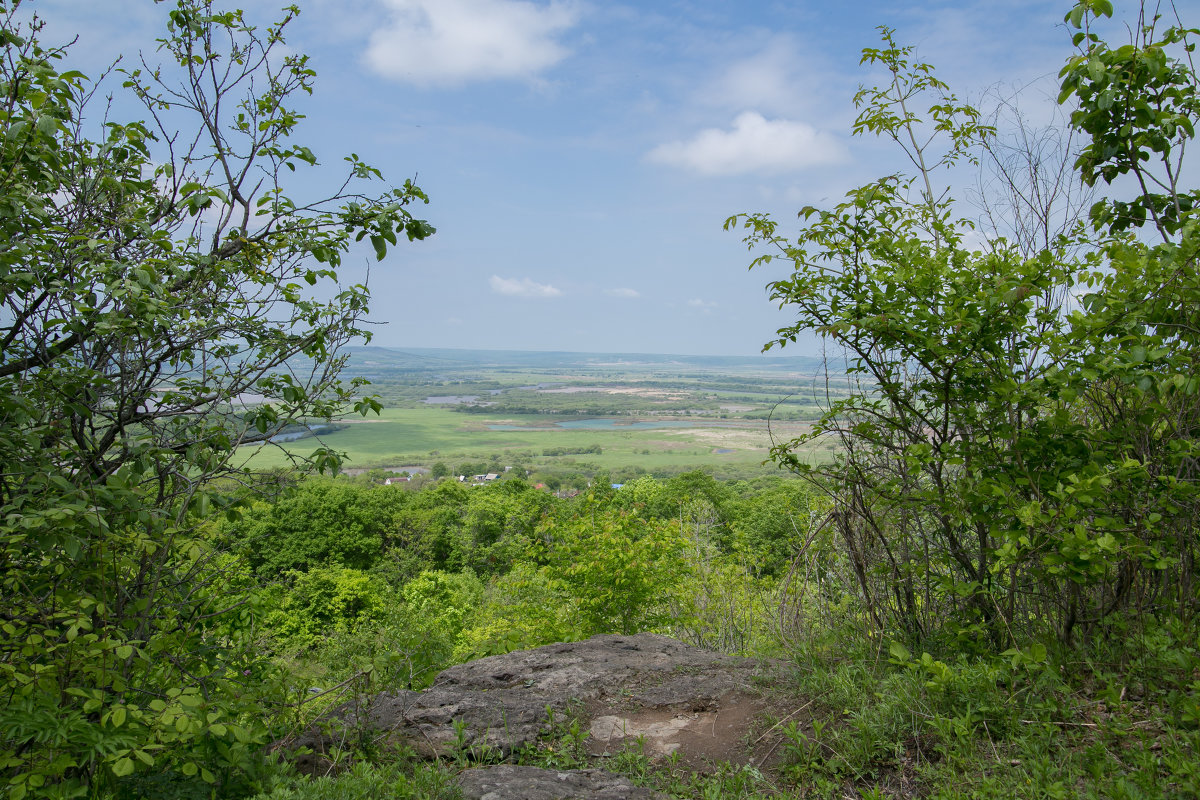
[515,704,591,770]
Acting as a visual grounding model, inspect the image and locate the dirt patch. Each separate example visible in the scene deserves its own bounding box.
[586,691,782,773]
[660,422,814,451]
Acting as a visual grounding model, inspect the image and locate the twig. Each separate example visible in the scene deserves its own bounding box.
[753,693,826,745]
[982,720,1000,762]
[286,669,371,708]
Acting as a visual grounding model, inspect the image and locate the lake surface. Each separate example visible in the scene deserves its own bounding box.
[487,418,699,431]
[269,424,332,442]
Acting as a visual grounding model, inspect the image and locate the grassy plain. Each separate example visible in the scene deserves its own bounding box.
[240,347,840,478]
[239,405,831,477]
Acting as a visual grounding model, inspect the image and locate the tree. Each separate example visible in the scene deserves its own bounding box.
[728,1,1199,651]
[0,1,432,795]
[542,496,690,635]
[234,479,408,576]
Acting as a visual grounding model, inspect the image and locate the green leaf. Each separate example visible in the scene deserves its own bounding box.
[35,114,58,137]
[888,641,912,663]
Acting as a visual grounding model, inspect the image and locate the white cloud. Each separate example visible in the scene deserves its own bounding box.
[365,0,579,86]
[687,298,717,310]
[490,275,562,298]
[647,112,847,176]
[709,37,816,116]
[605,287,640,298]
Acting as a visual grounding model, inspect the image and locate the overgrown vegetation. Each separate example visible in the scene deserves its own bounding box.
[4,0,1199,798]
[0,1,432,796]
[732,0,1200,651]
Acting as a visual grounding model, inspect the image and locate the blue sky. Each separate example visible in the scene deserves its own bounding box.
[32,0,1121,356]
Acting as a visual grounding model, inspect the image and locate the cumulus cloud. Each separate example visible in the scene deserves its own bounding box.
[605,287,640,298]
[490,275,562,298]
[365,0,579,86]
[647,112,847,176]
[709,37,816,116]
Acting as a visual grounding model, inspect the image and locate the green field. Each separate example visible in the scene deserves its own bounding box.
[239,405,832,478]
[236,347,842,479]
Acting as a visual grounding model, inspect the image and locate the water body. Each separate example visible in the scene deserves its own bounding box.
[269,424,331,443]
[487,419,699,431]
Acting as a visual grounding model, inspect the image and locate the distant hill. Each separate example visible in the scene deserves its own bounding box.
[347,346,827,376]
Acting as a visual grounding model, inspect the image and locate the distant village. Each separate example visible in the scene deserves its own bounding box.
[374,466,593,498]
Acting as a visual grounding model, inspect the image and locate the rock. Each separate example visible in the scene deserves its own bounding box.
[457,765,663,800]
[286,633,784,779]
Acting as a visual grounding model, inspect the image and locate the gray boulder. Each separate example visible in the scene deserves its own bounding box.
[286,633,784,789]
[458,765,662,800]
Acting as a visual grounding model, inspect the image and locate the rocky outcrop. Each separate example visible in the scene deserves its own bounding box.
[287,633,786,798]
[457,765,661,800]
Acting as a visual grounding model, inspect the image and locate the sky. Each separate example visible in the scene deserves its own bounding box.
[26,0,1136,357]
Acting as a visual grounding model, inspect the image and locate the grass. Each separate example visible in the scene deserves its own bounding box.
[237,406,830,476]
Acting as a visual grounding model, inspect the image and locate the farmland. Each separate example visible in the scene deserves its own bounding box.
[240,346,845,480]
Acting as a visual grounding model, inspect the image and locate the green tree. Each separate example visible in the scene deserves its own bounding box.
[266,566,392,650]
[543,499,690,635]
[729,4,1200,651]
[233,479,408,576]
[0,1,431,795]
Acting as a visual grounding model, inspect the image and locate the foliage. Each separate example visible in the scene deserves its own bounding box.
[460,479,553,573]
[541,493,691,635]
[728,4,1200,651]
[454,561,579,659]
[0,1,431,795]
[233,480,408,576]
[265,568,483,698]
[265,567,391,650]
[769,616,1200,799]
[249,759,461,800]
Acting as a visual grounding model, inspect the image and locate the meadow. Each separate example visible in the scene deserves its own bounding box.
[238,347,841,479]
[238,403,833,478]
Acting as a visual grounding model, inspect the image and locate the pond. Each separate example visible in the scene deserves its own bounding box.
[269,424,332,443]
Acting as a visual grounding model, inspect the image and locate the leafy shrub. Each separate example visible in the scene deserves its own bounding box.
[455,562,581,659]
[543,498,691,635]
[266,567,392,650]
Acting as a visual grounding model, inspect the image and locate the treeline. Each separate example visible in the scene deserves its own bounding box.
[541,444,601,456]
